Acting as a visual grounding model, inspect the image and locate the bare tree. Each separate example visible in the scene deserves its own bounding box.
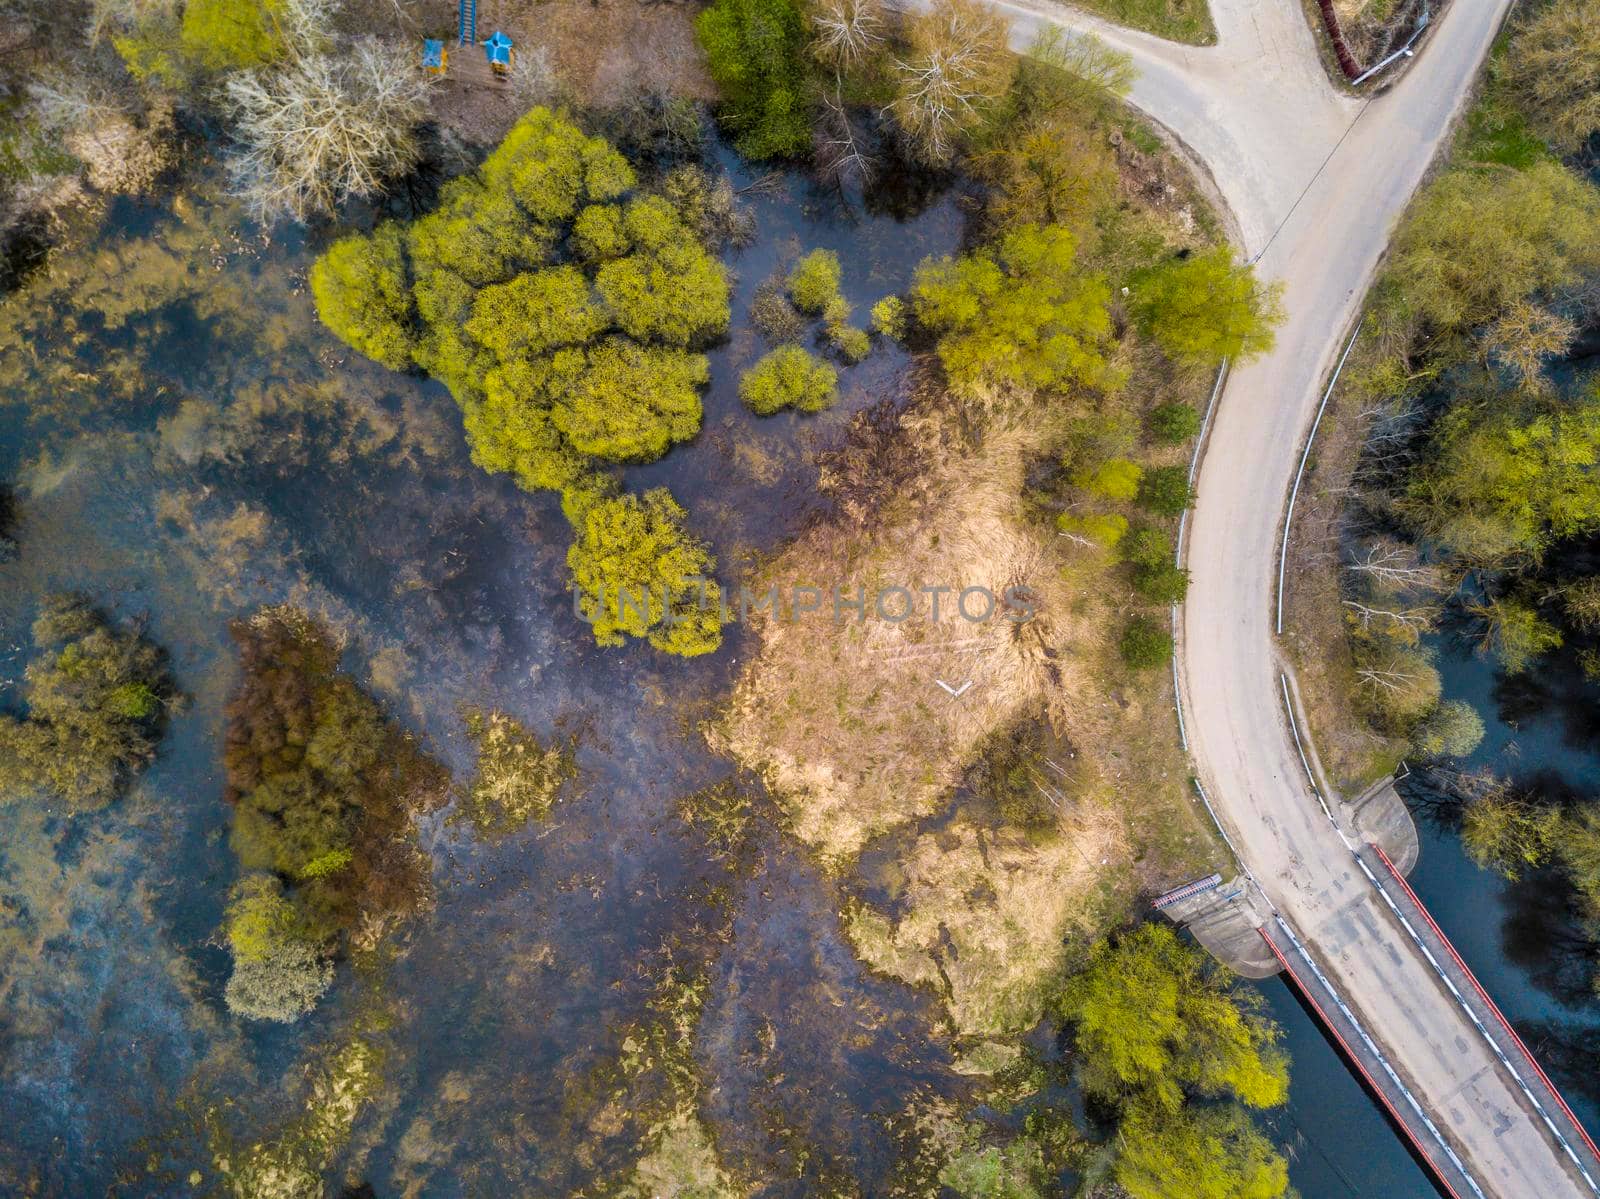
[29,79,175,195]
[1346,537,1448,596]
[1342,598,1439,639]
[814,88,876,189]
[887,0,1009,166]
[223,37,430,223]
[504,42,561,109]
[809,0,885,73]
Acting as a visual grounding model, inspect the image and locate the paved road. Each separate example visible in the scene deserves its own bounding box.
[983,1,1594,1196]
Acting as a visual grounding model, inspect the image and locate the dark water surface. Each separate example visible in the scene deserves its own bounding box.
[7,135,1592,1195]
[1267,557,1600,1198]
[0,146,973,1193]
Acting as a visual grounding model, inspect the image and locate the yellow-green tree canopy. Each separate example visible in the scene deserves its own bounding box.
[0,595,176,811]
[1128,246,1282,365]
[310,108,733,654]
[1499,0,1600,155]
[311,223,415,370]
[1058,924,1291,1199]
[115,0,288,86]
[1115,1100,1290,1199]
[1382,160,1600,345]
[739,345,838,414]
[222,872,332,1023]
[1057,923,1288,1112]
[787,249,843,315]
[1402,386,1600,565]
[910,223,1117,396]
[567,489,725,656]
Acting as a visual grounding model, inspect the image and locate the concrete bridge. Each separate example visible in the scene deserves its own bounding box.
[979,0,1600,1194]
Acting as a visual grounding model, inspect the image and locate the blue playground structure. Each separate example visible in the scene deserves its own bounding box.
[421,2,512,78]
[484,30,514,73]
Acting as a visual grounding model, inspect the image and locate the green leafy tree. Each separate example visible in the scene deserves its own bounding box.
[912,224,1117,396]
[567,489,725,655]
[1460,778,1563,881]
[1382,160,1600,348]
[311,223,416,371]
[1469,594,1564,673]
[696,0,812,159]
[1057,923,1288,1112]
[180,0,286,71]
[1118,618,1173,669]
[740,345,839,414]
[1129,247,1282,365]
[222,873,333,1023]
[974,111,1117,236]
[870,295,906,339]
[1115,1100,1289,1199]
[1353,644,1442,732]
[115,0,286,85]
[595,238,731,347]
[554,341,708,461]
[574,203,630,261]
[1122,524,1185,601]
[1413,700,1486,759]
[1148,401,1201,444]
[1402,389,1600,565]
[1132,560,1188,604]
[221,608,449,967]
[480,106,635,220]
[787,248,843,314]
[0,595,176,811]
[311,109,736,657]
[465,266,608,366]
[1557,806,1600,939]
[1137,465,1194,516]
[1500,0,1600,154]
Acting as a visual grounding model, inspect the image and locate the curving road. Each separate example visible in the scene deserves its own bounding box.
[980,1,1594,1195]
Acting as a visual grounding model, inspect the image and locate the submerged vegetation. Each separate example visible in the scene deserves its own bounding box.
[0,0,1318,1190]
[219,607,448,1020]
[0,595,177,811]
[454,709,578,839]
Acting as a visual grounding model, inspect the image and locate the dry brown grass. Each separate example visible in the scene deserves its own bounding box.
[720,394,1099,867]
[844,802,1131,1037]
[717,375,1226,1037]
[420,0,713,145]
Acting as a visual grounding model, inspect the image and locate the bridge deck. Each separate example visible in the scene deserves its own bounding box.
[1261,918,1484,1199]
[1360,843,1600,1194]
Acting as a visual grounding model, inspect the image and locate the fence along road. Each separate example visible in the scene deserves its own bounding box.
[970,0,1596,1194]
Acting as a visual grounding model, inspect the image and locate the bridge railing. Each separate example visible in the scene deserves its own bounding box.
[1362,842,1600,1196]
[1260,917,1485,1199]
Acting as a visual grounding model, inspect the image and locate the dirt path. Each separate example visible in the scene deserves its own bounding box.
[976,1,1595,1195]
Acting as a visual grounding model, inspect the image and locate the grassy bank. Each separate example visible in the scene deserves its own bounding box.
[1069,0,1216,45]
[717,70,1255,1038]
